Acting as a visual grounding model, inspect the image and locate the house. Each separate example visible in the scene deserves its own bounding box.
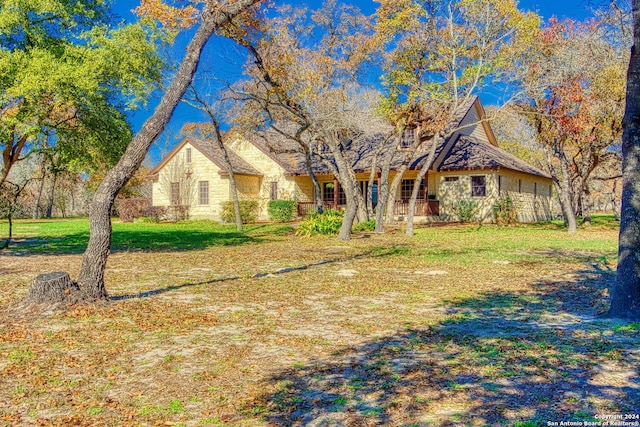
[147,98,553,223]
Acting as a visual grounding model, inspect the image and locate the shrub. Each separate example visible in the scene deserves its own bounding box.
[295,209,343,236]
[352,219,376,232]
[267,200,297,222]
[493,197,518,225]
[452,200,478,223]
[221,200,258,224]
[141,206,167,223]
[167,205,190,221]
[118,198,151,222]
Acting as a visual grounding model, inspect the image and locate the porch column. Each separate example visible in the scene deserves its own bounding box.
[333,178,339,210]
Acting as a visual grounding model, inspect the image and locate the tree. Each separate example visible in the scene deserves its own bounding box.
[607,0,640,320]
[69,0,263,302]
[159,156,197,220]
[182,87,244,231]
[227,1,383,240]
[375,0,539,236]
[0,0,163,188]
[518,17,627,232]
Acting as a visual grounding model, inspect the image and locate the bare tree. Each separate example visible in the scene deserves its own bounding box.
[159,156,197,220]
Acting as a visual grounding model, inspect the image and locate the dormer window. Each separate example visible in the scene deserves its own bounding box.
[400,127,416,149]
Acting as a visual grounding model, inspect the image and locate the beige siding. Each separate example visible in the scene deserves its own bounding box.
[295,177,315,202]
[431,170,552,223]
[497,170,553,222]
[436,172,497,222]
[151,142,229,220]
[227,136,298,220]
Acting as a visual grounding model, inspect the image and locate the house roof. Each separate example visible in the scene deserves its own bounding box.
[147,137,262,180]
[437,135,551,178]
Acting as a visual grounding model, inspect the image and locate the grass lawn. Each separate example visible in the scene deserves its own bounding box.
[0,216,637,426]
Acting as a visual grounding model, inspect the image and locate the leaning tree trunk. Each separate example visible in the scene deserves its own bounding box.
[607,0,640,320]
[375,136,398,233]
[406,136,439,237]
[73,1,260,301]
[333,150,361,241]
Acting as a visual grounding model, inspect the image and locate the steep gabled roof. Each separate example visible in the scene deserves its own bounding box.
[147,137,262,181]
[437,135,551,178]
[238,127,317,175]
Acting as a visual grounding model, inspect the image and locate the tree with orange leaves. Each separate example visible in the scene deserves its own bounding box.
[518,17,627,233]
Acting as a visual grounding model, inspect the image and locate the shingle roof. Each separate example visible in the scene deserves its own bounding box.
[187,137,262,176]
[147,137,262,180]
[437,135,551,178]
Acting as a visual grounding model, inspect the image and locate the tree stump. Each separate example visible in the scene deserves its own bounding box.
[26,272,79,304]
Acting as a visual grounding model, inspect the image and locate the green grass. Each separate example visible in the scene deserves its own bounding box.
[0,218,293,254]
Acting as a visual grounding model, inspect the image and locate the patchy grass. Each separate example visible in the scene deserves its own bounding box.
[0,217,635,427]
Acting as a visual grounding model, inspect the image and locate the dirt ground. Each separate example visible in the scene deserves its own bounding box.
[0,228,638,426]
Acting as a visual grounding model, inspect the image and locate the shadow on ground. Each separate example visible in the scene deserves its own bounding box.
[1,225,290,255]
[111,245,411,300]
[248,267,640,426]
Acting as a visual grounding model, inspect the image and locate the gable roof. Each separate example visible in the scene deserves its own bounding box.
[437,135,551,178]
[147,137,262,180]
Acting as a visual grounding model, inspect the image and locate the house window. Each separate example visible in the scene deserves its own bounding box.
[199,181,209,205]
[323,182,346,205]
[444,176,459,182]
[471,176,486,197]
[401,179,426,200]
[170,182,180,205]
[400,127,416,148]
[270,182,278,200]
[186,147,192,164]
[337,184,346,205]
[323,182,334,203]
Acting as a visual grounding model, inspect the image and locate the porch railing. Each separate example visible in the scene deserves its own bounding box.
[298,200,439,218]
[297,202,343,217]
[394,200,439,216]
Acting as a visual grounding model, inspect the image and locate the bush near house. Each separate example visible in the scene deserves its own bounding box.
[493,197,519,225]
[221,201,258,224]
[452,200,478,223]
[295,209,344,236]
[267,200,298,222]
[118,198,151,222]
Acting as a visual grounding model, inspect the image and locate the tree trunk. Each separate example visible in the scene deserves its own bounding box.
[73,1,260,301]
[607,0,640,320]
[385,163,408,224]
[45,171,57,218]
[208,114,243,231]
[32,160,47,219]
[545,146,577,233]
[333,149,360,241]
[375,136,397,233]
[303,148,323,212]
[406,136,439,237]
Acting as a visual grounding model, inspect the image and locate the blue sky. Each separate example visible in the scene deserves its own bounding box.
[112,0,601,163]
